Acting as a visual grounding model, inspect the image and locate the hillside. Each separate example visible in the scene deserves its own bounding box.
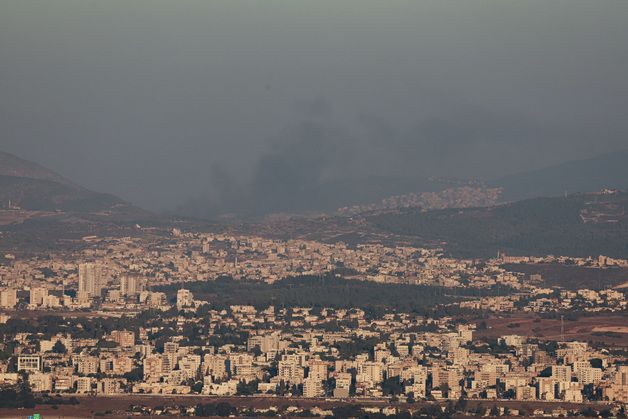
[368,190,628,258]
[337,186,501,215]
[0,151,75,186]
[492,150,628,201]
[0,175,127,212]
[178,175,470,218]
[0,151,143,213]
[0,151,164,254]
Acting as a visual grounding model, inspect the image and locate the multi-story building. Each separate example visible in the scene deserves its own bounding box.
[120,274,144,297]
[17,355,41,372]
[110,330,135,348]
[98,378,125,395]
[203,354,228,380]
[29,372,53,392]
[278,359,305,384]
[0,288,17,308]
[537,377,557,400]
[77,356,99,375]
[358,362,383,385]
[303,377,324,398]
[308,360,329,382]
[76,376,93,393]
[333,372,352,398]
[552,365,572,382]
[248,332,281,353]
[144,355,163,382]
[29,287,48,306]
[577,367,602,385]
[79,263,104,298]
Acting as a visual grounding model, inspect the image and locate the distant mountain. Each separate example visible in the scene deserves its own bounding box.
[492,149,628,201]
[0,175,128,212]
[0,151,76,187]
[178,175,471,218]
[0,151,167,255]
[337,186,502,216]
[0,151,138,213]
[281,176,464,213]
[368,190,628,258]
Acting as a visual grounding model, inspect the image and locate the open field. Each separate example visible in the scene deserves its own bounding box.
[0,395,614,418]
[476,312,628,347]
[502,263,628,290]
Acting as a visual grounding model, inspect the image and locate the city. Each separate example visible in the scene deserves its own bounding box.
[1,1,627,417]
[0,229,627,417]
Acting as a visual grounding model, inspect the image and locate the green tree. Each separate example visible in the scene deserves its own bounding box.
[52,340,67,354]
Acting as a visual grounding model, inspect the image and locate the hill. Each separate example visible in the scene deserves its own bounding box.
[178,175,471,218]
[0,150,140,213]
[0,151,75,186]
[0,175,127,212]
[0,151,165,254]
[368,190,628,258]
[492,149,628,201]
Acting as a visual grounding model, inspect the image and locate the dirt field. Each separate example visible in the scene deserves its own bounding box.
[476,312,628,347]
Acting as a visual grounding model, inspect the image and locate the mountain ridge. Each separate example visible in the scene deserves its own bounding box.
[368,190,628,258]
[0,150,143,214]
[492,149,628,202]
[0,151,77,187]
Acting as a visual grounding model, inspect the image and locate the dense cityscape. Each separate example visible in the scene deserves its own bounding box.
[0,230,627,417]
[2,1,628,417]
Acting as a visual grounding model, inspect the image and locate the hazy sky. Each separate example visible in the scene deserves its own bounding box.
[1,1,627,211]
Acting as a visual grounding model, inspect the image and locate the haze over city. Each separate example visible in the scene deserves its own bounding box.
[1,1,627,212]
[0,2,627,418]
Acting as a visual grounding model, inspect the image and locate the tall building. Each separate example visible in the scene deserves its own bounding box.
[0,288,17,308]
[552,365,572,382]
[120,274,144,297]
[29,287,48,306]
[203,354,228,379]
[334,372,352,398]
[308,360,329,382]
[578,367,603,385]
[278,355,305,384]
[164,341,179,356]
[605,366,628,402]
[303,377,324,397]
[143,355,163,382]
[79,263,104,298]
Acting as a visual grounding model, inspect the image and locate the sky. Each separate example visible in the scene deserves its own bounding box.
[1,1,627,213]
